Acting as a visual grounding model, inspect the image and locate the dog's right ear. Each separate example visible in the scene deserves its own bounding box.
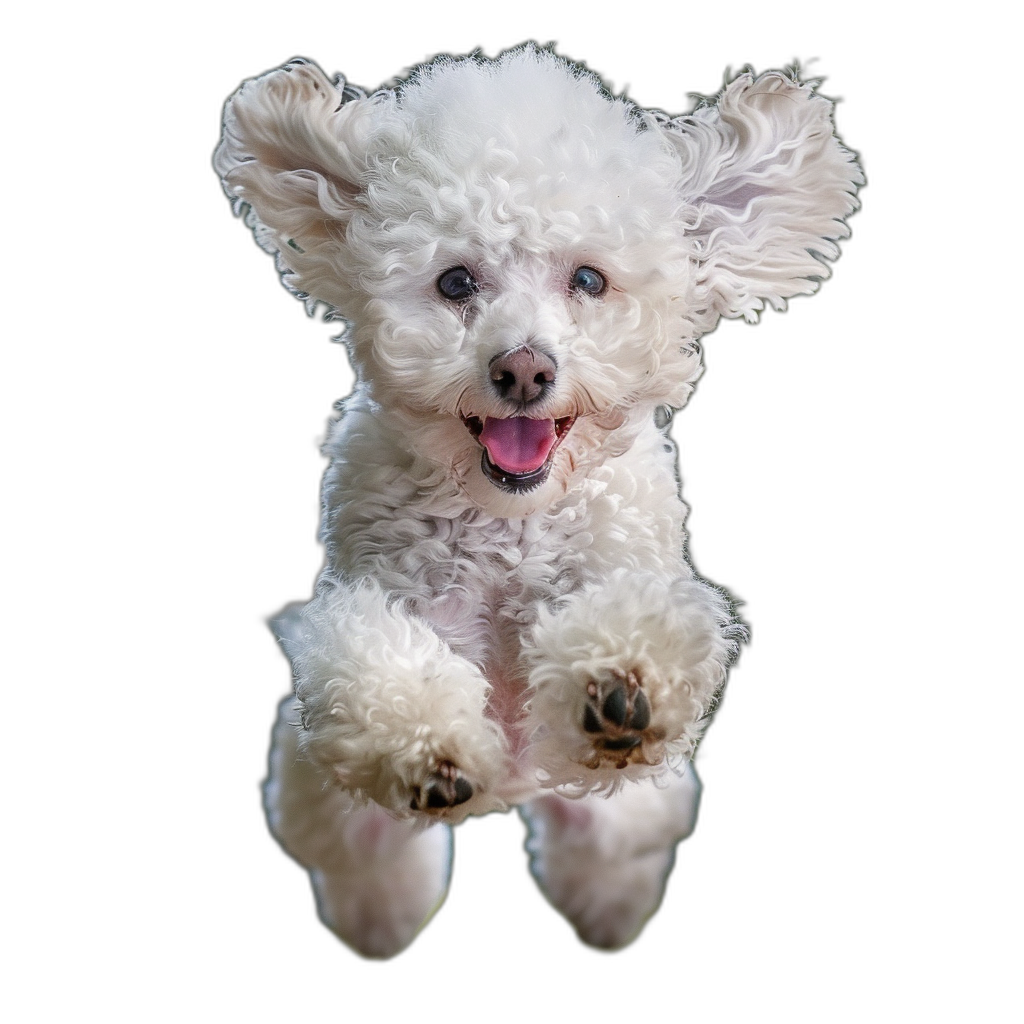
[658,69,862,333]
[215,59,381,310]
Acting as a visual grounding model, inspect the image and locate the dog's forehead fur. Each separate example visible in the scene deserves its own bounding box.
[399,51,632,143]
[352,50,684,271]
[392,49,655,172]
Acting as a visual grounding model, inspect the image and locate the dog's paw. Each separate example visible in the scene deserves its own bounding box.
[409,760,474,813]
[582,670,665,769]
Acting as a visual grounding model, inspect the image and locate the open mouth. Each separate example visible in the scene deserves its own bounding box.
[462,415,575,493]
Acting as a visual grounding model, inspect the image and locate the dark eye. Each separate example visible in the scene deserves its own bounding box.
[571,266,606,296]
[437,266,477,301]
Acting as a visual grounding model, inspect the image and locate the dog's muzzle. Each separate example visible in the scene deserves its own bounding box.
[462,415,575,493]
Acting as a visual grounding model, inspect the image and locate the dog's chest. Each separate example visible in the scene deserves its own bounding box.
[412,513,573,659]
[386,514,572,757]
[330,459,662,724]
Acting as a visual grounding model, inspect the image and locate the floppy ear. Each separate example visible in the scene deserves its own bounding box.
[661,69,863,327]
[214,59,381,310]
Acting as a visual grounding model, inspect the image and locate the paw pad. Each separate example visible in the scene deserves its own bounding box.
[410,760,473,812]
[582,670,660,768]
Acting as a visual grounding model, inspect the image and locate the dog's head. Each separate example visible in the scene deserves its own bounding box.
[216,47,861,515]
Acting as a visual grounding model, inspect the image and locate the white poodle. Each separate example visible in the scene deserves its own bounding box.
[215,45,862,957]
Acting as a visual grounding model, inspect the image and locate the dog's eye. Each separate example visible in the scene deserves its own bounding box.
[571,266,606,296]
[437,266,478,302]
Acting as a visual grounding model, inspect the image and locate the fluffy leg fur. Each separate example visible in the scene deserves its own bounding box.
[524,568,738,793]
[286,578,508,819]
[264,698,454,958]
[520,764,701,949]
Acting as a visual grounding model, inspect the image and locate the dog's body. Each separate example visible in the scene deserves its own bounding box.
[216,47,861,957]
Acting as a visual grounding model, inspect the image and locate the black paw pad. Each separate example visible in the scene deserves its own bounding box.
[629,689,651,731]
[602,735,641,751]
[425,775,473,808]
[582,670,654,766]
[602,686,628,727]
[411,761,473,811]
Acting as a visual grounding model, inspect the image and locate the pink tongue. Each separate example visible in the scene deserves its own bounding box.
[479,417,556,474]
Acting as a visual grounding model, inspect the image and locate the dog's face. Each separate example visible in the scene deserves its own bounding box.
[217,49,862,514]
[336,59,703,513]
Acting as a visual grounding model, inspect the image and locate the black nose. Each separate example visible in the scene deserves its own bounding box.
[489,346,556,405]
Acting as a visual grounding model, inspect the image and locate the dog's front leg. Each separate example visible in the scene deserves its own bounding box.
[285,576,507,819]
[524,568,740,790]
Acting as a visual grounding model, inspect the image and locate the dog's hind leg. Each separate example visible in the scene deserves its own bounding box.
[264,697,453,958]
[519,763,701,949]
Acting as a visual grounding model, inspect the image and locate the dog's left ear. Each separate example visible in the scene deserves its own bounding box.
[660,70,863,327]
[215,59,384,310]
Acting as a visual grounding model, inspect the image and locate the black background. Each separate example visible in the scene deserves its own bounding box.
[190,29,897,999]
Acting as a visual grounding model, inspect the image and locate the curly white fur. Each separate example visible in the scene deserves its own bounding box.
[216,45,862,956]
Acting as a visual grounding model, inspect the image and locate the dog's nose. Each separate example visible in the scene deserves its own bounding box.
[489,346,556,405]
